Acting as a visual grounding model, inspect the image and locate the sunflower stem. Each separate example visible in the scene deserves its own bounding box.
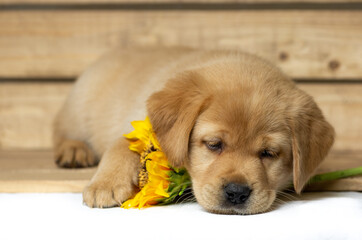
[308,166,362,184]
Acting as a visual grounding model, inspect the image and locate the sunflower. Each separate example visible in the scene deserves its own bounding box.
[121,117,191,209]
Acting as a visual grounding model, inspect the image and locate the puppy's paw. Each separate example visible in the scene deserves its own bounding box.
[83,181,136,208]
[55,140,97,168]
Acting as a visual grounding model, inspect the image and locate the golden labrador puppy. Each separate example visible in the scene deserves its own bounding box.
[53,47,334,214]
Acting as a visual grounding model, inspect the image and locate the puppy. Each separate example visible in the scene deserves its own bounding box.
[53,47,335,214]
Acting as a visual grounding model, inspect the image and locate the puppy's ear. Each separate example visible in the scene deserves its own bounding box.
[290,90,335,194]
[147,71,209,168]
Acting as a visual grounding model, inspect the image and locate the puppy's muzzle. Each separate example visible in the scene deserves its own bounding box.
[224,183,252,205]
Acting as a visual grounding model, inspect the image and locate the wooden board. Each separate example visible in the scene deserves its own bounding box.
[0,150,96,192]
[0,150,360,193]
[0,11,361,79]
[1,82,362,151]
[298,83,362,151]
[0,82,71,149]
[2,0,362,3]
[306,150,362,191]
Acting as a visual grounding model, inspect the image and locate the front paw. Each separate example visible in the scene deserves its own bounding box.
[83,181,136,208]
[55,140,98,168]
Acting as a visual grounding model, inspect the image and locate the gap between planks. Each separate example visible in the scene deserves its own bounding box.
[2,1,362,11]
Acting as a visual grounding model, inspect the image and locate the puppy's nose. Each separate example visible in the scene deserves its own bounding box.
[224,183,252,204]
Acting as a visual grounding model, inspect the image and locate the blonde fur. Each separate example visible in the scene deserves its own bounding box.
[54,47,334,214]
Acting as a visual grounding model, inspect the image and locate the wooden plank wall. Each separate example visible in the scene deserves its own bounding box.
[0,0,362,152]
[1,10,362,79]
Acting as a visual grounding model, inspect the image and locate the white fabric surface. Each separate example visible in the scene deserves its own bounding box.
[1,192,361,240]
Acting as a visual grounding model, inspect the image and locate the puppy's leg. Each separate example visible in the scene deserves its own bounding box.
[53,118,98,168]
[53,97,99,168]
[55,139,97,168]
[83,137,140,208]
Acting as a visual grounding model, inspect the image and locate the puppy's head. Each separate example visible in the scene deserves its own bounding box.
[147,58,334,214]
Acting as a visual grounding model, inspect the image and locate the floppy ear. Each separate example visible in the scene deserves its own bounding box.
[146,71,209,168]
[290,90,335,194]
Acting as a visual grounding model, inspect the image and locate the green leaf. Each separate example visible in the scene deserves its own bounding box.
[157,167,192,205]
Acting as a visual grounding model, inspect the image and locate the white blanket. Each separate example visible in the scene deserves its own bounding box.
[1,192,361,240]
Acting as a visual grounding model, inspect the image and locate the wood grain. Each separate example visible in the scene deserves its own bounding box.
[0,150,96,192]
[1,82,362,151]
[0,11,361,79]
[0,150,360,193]
[305,150,362,191]
[0,82,71,149]
[299,83,362,151]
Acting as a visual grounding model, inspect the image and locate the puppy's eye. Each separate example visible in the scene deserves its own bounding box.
[205,140,223,152]
[259,149,277,159]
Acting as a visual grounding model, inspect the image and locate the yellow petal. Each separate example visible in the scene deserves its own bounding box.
[155,181,170,197]
[128,140,146,153]
[150,133,162,150]
[139,195,158,208]
[122,198,137,209]
[147,161,170,179]
[147,152,170,168]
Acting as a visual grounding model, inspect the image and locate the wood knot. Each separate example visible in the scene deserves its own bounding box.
[328,60,340,71]
[279,52,289,61]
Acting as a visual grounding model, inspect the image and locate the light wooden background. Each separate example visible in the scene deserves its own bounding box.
[1,0,362,153]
